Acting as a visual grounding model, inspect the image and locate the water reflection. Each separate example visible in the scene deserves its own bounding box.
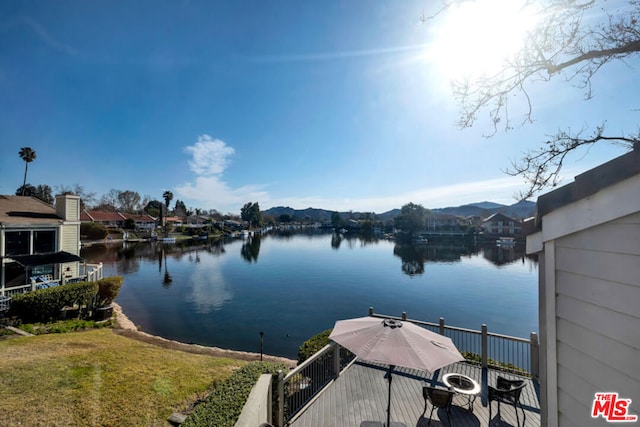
[80,231,538,357]
[160,248,172,288]
[482,244,528,266]
[185,263,233,313]
[331,233,342,250]
[330,231,381,250]
[80,232,536,284]
[81,239,228,275]
[393,240,533,276]
[240,234,261,263]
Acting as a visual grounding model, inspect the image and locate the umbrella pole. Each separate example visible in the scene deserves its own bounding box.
[386,365,395,427]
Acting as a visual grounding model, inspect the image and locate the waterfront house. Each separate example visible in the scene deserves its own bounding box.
[81,210,156,230]
[481,212,522,237]
[425,213,463,231]
[81,210,126,229]
[526,148,640,426]
[1,194,103,296]
[164,216,183,227]
[121,212,157,230]
[184,215,211,229]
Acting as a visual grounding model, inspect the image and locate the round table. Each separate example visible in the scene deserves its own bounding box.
[443,373,481,411]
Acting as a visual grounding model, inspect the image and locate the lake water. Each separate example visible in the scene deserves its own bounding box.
[81,230,538,360]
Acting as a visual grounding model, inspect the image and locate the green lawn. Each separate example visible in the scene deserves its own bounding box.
[0,329,244,427]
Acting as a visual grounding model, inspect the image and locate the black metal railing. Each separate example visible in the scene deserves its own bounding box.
[276,343,354,426]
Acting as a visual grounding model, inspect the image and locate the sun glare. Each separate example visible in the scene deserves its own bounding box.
[427,0,540,81]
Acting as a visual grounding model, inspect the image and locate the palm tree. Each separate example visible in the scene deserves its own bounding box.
[161,191,173,237]
[18,147,37,196]
[162,191,173,210]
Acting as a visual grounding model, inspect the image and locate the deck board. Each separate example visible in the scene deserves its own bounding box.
[289,361,541,427]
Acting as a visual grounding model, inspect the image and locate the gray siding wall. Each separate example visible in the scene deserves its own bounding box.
[554,212,640,425]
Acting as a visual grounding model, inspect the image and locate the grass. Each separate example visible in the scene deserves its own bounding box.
[0,328,245,427]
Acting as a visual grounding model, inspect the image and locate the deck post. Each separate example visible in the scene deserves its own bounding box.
[439,317,445,335]
[368,306,374,316]
[530,332,540,382]
[481,324,488,369]
[333,343,341,378]
[401,312,407,321]
[277,370,284,427]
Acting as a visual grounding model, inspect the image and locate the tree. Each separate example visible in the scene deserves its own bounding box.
[174,199,187,217]
[331,211,342,229]
[279,213,293,223]
[430,0,640,199]
[16,184,53,204]
[18,147,36,196]
[162,191,173,212]
[56,184,97,210]
[99,189,121,211]
[117,190,141,213]
[144,200,163,218]
[394,202,428,238]
[241,202,263,229]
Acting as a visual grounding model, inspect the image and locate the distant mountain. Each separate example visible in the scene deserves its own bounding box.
[377,209,400,221]
[433,200,535,219]
[263,200,536,222]
[468,201,505,210]
[264,206,334,221]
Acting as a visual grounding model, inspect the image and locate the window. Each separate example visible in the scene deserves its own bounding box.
[3,262,25,287]
[34,230,56,253]
[5,231,29,256]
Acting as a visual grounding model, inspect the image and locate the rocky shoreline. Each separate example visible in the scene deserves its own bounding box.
[112,303,297,368]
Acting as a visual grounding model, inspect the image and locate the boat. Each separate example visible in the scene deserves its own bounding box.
[496,237,515,247]
[160,237,176,243]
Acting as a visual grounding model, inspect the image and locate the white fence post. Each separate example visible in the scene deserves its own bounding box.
[277,370,284,427]
[530,332,540,382]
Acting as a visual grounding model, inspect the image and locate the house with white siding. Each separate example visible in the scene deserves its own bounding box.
[0,194,103,297]
[526,148,640,426]
[481,212,522,237]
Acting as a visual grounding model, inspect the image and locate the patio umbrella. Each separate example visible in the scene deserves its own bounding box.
[329,317,464,427]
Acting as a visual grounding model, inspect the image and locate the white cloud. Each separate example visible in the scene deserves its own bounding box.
[176,176,269,213]
[185,263,233,313]
[185,135,235,176]
[176,135,269,213]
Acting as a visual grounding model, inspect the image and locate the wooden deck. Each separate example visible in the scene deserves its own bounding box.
[289,360,540,427]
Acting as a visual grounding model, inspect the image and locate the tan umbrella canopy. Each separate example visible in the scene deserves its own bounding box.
[329,317,464,426]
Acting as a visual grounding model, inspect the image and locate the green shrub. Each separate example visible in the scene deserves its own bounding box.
[9,281,99,322]
[81,222,108,240]
[182,361,287,427]
[95,276,124,307]
[297,329,332,363]
[20,319,111,334]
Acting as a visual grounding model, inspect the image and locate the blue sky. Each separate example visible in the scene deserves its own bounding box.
[0,0,635,214]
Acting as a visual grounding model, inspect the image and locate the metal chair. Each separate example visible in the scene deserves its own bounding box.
[488,376,526,426]
[423,385,454,426]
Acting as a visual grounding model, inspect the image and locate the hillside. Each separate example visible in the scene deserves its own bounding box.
[263,200,535,222]
[433,200,536,219]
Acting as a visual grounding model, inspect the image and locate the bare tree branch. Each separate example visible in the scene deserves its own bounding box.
[429,0,640,198]
[505,125,640,200]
